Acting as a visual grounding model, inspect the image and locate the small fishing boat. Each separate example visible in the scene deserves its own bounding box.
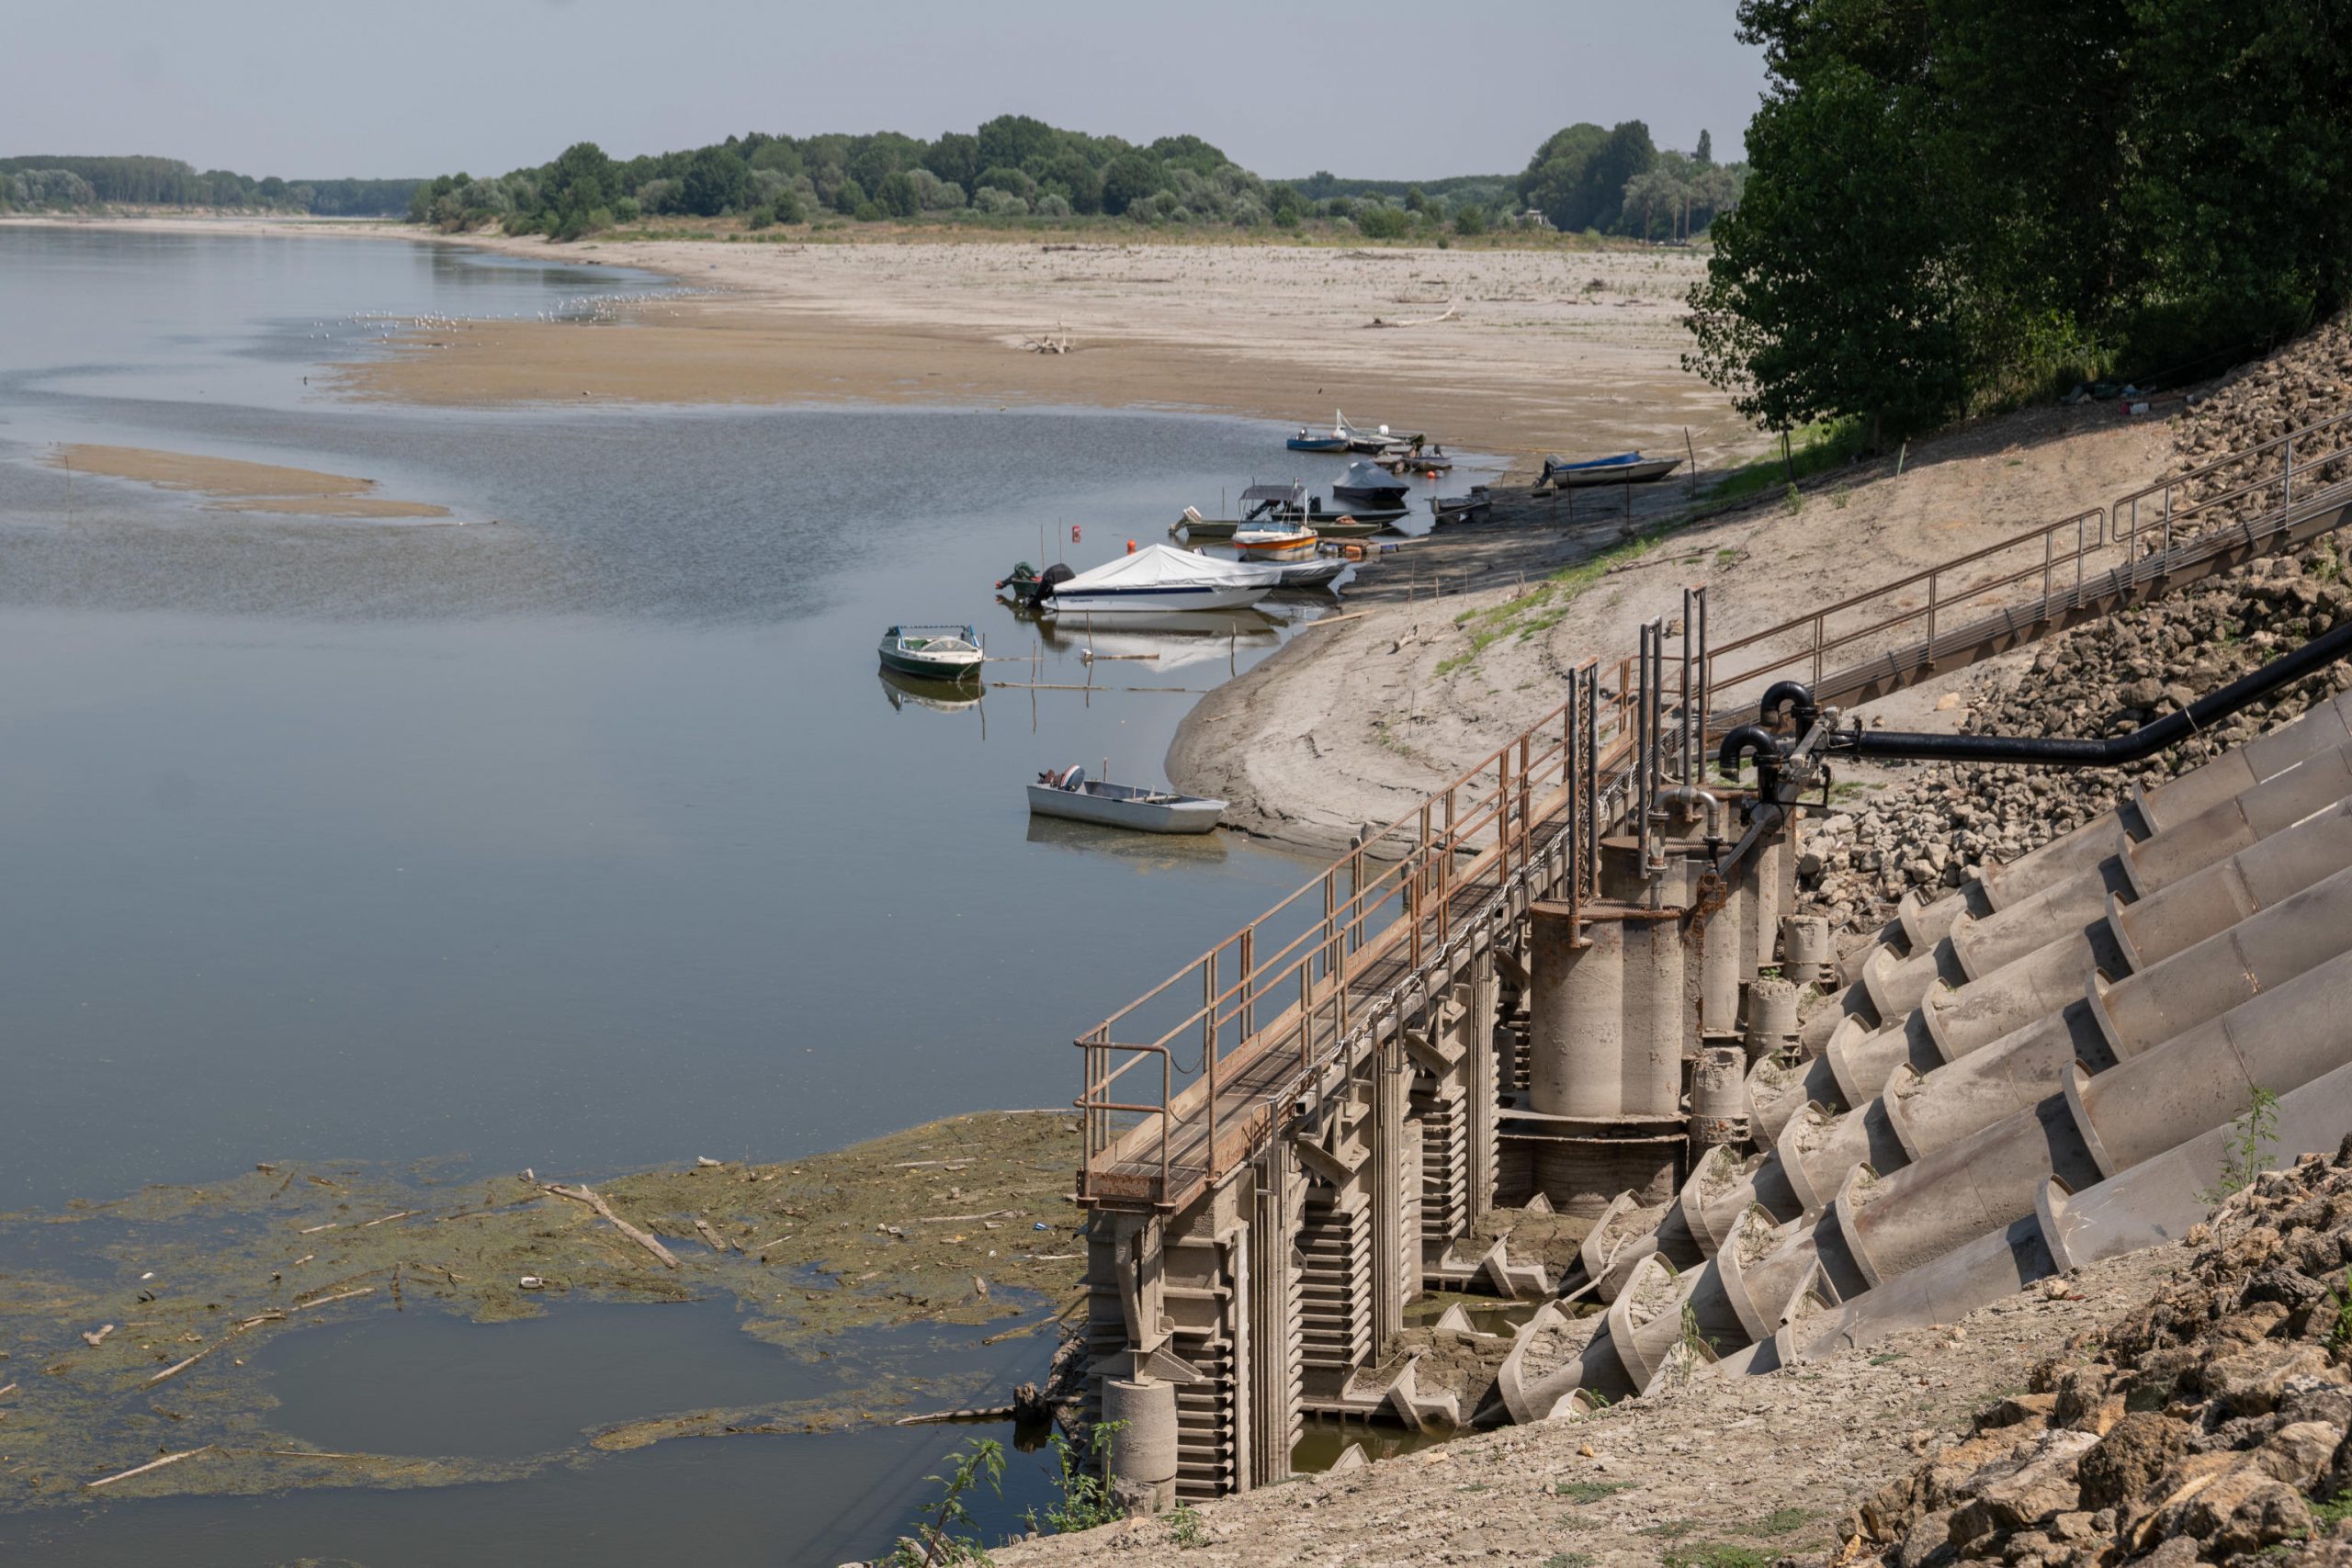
[1336,412,1423,455]
[1541,452,1683,488]
[1286,424,1351,454]
[1431,484,1493,525]
[1172,483,1401,538]
[877,624,985,681]
[1027,764,1226,834]
[1035,543,1283,615]
[1232,521,1318,557]
[1378,443,1453,474]
[1332,459,1412,512]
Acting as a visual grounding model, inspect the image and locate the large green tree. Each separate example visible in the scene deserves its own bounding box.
[680,146,749,216]
[1691,0,2352,443]
[1684,61,1968,447]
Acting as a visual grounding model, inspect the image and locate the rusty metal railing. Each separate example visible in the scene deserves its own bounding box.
[1707,407,2352,719]
[1076,665,1639,1208]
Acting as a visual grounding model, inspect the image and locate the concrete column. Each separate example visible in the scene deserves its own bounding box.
[1782,916,1832,985]
[1244,1142,1303,1491]
[1531,906,1621,1116]
[1465,947,1500,1222]
[1369,1057,1410,1349]
[1529,905,1686,1118]
[1102,1377,1180,1512]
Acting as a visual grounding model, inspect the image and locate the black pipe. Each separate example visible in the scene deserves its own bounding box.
[1717,723,1788,795]
[1759,680,1818,731]
[1842,614,2352,767]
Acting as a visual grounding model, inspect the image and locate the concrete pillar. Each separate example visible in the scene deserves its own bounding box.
[1528,904,1686,1118]
[1465,948,1500,1222]
[1102,1377,1180,1512]
[1244,1143,1303,1491]
[1782,916,1832,985]
[1369,1057,1411,1348]
[1689,1045,1748,1159]
[1743,977,1800,1063]
[1531,906,1620,1116]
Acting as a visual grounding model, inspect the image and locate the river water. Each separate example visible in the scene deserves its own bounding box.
[0,225,1494,1562]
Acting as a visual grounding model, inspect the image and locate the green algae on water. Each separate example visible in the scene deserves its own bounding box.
[0,1111,1082,1509]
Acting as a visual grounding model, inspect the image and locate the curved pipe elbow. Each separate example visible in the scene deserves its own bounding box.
[1718,724,1783,790]
[1759,681,1818,731]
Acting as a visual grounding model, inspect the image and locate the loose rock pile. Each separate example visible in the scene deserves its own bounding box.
[1842,1143,2352,1568]
[1800,314,2352,933]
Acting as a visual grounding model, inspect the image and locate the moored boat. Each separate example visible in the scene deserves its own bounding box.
[1286,425,1351,454]
[1271,556,1348,589]
[1033,542,1283,615]
[1231,521,1318,557]
[1331,459,1412,512]
[1431,484,1493,525]
[877,624,985,681]
[1171,483,1401,538]
[1541,452,1683,488]
[1027,764,1226,834]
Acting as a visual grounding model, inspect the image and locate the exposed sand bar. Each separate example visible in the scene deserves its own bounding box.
[330,230,1746,459]
[53,444,449,519]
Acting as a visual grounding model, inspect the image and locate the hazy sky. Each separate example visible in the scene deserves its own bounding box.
[3,0,1767,181]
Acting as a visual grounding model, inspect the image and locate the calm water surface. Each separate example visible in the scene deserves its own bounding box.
[0,226,1496,1562]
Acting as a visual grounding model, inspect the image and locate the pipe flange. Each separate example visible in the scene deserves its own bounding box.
[2031,1177,2081,1276]
[1858,945,1909,1021]
[2063,1061,2123,1181]
[1824,1166,1887,1293]
[1823,1023,1873,1111]
[1919,988,1964,1067]
[2083,973,2128,1064]
[2103,892,2146,977]
[1713,1207,1773,1343]
[1674,1153,1736,1260]
[1577,1190,1635,1292]
[1878,1067,1928,1165]
[1770,1105,1828,1217]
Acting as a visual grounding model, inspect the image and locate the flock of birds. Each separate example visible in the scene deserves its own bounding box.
[294,286,706,343]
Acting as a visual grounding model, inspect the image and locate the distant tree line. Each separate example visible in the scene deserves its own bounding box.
[0,155,418,216]
[1515,123,1745,240]
[408,115,1741,243]
[1686,0,2352,448]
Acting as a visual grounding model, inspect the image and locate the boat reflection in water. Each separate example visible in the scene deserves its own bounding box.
[876,667,986,716]
[1024,810,1230,861]
[1029,606,1283,676]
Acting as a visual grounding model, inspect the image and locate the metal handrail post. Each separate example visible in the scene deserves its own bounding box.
[1203,950,1219,1179]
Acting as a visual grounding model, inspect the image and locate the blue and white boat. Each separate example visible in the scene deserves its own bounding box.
[1287,424,1351,454]
[1038,543,1283,616]
[1541,451,1683,488]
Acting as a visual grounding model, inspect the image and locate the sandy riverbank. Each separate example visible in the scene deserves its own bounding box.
[52,445,450,519]
[254,220,1747,460]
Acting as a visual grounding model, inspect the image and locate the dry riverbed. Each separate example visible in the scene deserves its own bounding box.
[0,1111,1079,1508]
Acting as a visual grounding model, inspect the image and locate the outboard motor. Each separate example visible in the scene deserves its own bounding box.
[1028,561,1074,610]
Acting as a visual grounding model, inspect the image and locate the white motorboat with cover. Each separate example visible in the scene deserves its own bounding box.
[876,625,985,680]
[1026,764,1226,834]
[1035,543,1282,615]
